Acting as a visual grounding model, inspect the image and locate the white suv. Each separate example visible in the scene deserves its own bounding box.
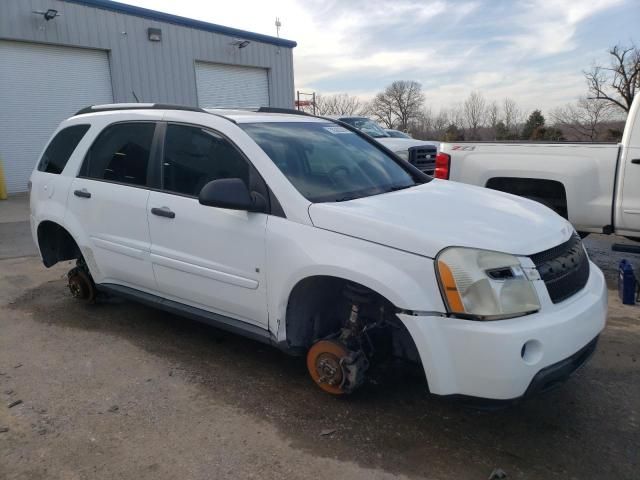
[30,103,607,403]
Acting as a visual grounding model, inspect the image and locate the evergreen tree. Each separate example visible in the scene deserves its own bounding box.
[443,124,464,141]
[495,121,508,140]
[521,110,545,139]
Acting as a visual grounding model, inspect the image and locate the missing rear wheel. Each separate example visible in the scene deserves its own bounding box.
[68,267,96,302]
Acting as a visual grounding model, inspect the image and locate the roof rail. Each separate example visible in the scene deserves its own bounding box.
[75,103,208,116]
[256,107,311,116]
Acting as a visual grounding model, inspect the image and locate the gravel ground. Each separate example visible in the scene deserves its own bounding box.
[0,233,638,480]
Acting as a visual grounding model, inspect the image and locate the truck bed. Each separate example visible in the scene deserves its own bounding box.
[440,142,620,233]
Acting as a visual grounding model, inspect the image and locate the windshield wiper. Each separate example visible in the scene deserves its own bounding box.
[335,195,359,202]
[335,184,415,202]
[385,184,416,193]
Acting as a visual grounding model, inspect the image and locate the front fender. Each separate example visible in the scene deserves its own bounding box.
[265,216,445,341]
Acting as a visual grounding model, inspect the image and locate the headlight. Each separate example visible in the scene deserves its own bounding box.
[436,247,540,320]
[394,150,409,160]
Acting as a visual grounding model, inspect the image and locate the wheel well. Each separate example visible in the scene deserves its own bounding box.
[486,177,568,218]
[285,276,420,363]
[37,221,81,267]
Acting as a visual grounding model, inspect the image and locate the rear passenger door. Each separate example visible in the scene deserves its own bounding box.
[147,123,268,327]
[30,123,91,226]
[67,121,158,291]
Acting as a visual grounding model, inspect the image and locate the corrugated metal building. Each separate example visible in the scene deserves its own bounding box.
[0,0,297,193]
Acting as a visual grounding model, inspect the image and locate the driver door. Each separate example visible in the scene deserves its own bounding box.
[147,123,269,327]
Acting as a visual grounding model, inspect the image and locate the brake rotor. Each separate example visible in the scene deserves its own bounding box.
[306,340,350,395]
[68,268,96,302]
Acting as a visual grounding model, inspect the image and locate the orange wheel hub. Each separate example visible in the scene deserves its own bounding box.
[306,340,350,395]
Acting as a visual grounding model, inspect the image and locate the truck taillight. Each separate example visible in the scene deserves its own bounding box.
[435,152,451,179]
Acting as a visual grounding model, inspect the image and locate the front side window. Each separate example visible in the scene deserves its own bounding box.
[339,118,389,138]
[242,122,419,203]
[80,122,155,186]
[162,124,250,197]
[38,124,90,174]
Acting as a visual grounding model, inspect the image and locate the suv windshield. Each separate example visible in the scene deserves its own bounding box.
[242,122,419,203]
[338,118,389,138]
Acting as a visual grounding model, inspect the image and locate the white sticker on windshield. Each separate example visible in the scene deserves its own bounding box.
[324,126,351,134]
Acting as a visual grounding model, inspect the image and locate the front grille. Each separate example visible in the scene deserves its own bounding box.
[408,145,437,175]
[529,234,590,304]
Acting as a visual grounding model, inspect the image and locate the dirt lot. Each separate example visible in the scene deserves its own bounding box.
[0,197,638,479]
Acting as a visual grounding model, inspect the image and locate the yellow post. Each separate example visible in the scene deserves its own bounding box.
[0,158,7,200]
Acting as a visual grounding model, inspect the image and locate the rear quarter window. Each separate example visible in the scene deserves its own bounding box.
[37,124,91,174]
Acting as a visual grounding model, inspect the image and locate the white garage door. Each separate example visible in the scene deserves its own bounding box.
[0,41,113,193]
[195,62,269,109]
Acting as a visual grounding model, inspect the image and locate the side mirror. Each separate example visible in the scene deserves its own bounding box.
[198,178,266,213]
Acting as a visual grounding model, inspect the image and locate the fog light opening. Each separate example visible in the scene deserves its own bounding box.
[521,339,543,365]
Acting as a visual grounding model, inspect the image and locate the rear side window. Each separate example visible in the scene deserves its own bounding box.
[80,122,155,187]
[37,125,90,174]
[162,124,249,196]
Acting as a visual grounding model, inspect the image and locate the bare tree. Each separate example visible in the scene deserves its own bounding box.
[370,93,396,128]
[432,109,450,140]
[503,98,523,137]
[370,81,425,130]
[408,107,434,138]
[448,104,466,131]
[486,100,500,140]
[463,91,487,140]
[551,97,614,141]
[314,93,364,116]
[585,43,640,113]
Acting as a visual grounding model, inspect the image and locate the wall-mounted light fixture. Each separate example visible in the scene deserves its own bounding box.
[32,9,60,21]
[147,27,162,42]
[230,38,251,49]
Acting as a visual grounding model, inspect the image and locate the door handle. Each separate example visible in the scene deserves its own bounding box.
[74,189,91,199]
[631,158,640,164]
[151,207,175,219]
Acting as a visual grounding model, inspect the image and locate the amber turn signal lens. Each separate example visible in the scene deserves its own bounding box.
[437,260,464,313]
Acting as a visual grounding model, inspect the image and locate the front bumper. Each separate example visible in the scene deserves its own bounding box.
[397,261,607,400]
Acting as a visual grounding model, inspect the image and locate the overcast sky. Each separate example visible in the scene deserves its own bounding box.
[121,0,636,113]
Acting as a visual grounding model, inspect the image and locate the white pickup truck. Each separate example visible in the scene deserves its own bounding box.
[437,95,640,240]
[331,116,439,175]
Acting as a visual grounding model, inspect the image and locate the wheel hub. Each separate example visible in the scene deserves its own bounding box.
[67,267,96,302]
[306,339,369,395]
[316,353,343,386]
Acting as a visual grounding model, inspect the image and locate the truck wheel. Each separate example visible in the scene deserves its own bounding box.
[68,267,96,302]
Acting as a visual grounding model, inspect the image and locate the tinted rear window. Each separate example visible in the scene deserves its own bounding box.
[80,122,155,187]
[37,125,90,174]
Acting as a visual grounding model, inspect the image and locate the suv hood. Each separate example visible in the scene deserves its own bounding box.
[308,180,574,258]
[375,137,438,152]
